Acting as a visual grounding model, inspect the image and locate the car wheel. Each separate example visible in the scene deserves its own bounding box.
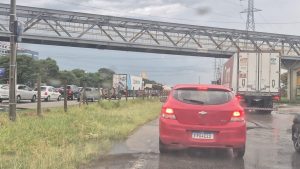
[0,99,2,103]
[57,96,61,101]
[71,94,74,100]
[159,139,169,154]
[233,146,245,158]
[17,95,21,103]
[31,95,36,103]
[293,130,300,153]
[46,96,50,102]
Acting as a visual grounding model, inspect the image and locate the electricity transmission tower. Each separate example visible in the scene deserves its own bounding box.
[240,0,261,31]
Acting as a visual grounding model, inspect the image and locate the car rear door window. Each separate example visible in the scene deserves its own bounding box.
[18,86,26,90]
[173,88,233,105]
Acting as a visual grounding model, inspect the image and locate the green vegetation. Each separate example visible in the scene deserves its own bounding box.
[0,55,114,88]
[0,99,161,169]
[279,97,300,104]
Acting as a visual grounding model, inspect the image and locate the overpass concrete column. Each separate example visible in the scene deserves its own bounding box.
[287,68,298,101]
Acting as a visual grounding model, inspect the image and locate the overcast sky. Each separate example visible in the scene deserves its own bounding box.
[1,0,300,85]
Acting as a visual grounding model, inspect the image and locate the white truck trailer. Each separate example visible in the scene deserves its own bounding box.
[222,52,281,113]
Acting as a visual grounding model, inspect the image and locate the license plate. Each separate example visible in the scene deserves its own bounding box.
[192,132,214,140]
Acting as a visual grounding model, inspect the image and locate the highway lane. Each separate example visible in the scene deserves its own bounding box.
[84,105,300,169]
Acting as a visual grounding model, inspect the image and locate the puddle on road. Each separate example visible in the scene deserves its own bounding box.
[84,150,245,169]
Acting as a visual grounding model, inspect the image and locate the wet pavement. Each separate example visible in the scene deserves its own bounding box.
[84,106,300,169]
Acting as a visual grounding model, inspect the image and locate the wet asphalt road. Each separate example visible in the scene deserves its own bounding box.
[85,105,300,169]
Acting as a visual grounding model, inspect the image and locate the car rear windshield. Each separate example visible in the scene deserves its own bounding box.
[1,85,9,90]
[173,88,234,105]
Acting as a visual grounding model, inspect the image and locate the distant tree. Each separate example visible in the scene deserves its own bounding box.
[98,68,115,88]
[37,58,60,85]
[58,70,78,85]
[16,55,39,87]
[72,69,85,79]
[0,55,10,84]
[84,72,102,87]
[281,72,287,87]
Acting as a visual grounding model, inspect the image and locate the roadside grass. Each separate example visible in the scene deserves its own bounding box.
[278,97,300,104]
[0,99,161,169]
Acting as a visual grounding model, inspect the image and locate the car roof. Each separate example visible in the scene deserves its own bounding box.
[173,84,231,91]
[41,86,53,88]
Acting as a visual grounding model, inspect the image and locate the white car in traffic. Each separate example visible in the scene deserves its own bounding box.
[0,84,9,102]
[0,84,37,103]
[16,84,37,103]
[34,86,61,101]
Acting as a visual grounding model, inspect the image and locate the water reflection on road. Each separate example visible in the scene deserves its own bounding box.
[85,107,300,169]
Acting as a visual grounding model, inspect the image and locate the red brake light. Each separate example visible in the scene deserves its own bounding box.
[45,92,48,95]
[165,108,174,114]
[233,111,241,117]
[236,94,243,100]
[272,96,280,101]
[161,108,176,120]
[230,111,245,122]
[197,86,208,90]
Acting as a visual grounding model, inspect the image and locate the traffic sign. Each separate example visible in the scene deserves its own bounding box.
[0,68,5,77]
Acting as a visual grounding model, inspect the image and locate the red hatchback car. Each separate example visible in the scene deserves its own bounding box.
[159,84,246,158]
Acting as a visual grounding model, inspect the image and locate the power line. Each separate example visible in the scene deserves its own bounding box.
[37,0,300,26]
[56,0,245,24]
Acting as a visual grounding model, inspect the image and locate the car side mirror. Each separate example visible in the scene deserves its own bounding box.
[160,97,167,103]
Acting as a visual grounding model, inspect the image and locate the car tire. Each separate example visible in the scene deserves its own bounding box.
[17,95,21,103]
[233,146,245,158]
[71,94,74,100]
[57,96,61,101]
[0,99,2,103]
[293,130,300,153]
[159,139,169,154]
[31,95,36,103]
[46,96,50,102]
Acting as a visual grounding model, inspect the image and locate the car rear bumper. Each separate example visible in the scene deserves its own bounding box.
[39,95,47,99]
[159,117,246,149]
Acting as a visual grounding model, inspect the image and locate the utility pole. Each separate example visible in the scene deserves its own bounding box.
[9,0,17,121]
[37,74,42,116]
[241,0,261,31]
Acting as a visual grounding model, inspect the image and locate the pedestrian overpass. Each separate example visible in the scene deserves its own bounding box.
[0,3,299,100]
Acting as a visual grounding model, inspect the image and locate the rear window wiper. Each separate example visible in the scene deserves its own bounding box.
[183,99,205,104]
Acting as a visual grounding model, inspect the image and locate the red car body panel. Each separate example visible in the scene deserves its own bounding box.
[159,84,246,149]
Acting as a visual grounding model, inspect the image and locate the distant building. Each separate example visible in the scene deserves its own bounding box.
[140,71,148,79]
[0,42,39,60]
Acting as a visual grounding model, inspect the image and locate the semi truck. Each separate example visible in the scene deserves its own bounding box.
[112,74,143,97]
[222,52,281,114]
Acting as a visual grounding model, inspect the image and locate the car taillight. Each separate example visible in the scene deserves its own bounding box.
[45,92,48,95]
[161,108,176,120]
[272,95,280,101]
[230,111,245,122]
[236,94,244,100]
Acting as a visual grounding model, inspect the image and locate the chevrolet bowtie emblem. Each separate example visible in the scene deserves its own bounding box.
[199,111,208,115]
